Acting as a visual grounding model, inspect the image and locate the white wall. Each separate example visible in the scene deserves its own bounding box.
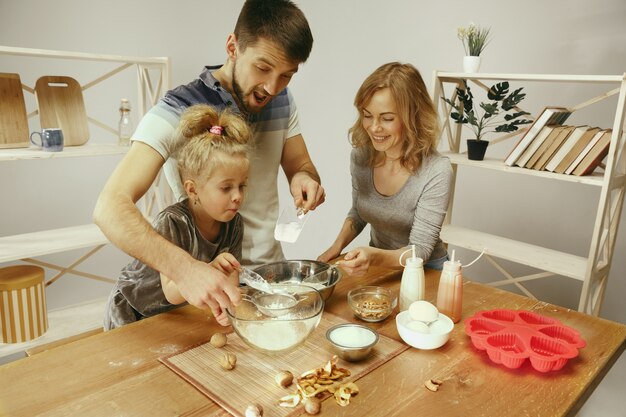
[1,0,625,323]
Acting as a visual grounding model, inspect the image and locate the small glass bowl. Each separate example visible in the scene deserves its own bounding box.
[326,323,379,362]
[347,286,397,322]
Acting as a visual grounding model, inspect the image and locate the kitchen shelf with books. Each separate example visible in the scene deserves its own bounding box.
[433,71,626,316]
[440,152,607,186]
[0,46,171,355]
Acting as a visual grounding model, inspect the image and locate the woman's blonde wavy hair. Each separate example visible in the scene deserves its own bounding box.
[173,104,252,186]
[349,62,440,172]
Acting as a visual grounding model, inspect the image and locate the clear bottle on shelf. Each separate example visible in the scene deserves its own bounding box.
[436,250,463,323]
[117,98,133,146]
[398,244,425,311]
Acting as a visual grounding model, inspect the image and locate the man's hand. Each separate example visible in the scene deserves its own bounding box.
[175,259,241,324]
[291,171,325,212]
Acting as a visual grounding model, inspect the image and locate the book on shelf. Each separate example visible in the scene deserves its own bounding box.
[570,129,613,176]
[532,125,575,170]
[517,125,561,168]
[564,129,607,175]
[544,125,590,172]
[504,106,572,166]
[514,125,557,167]
[552,127,601,174]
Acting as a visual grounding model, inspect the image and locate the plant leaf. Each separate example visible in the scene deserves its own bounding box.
[487,82,509,101]
[480,102,498,118]
[504,111,531,121]
[456,82,474,113]
[450,111,468,124]
[465,110,478,126]
[502,88,526,110]
[495,119,533,132]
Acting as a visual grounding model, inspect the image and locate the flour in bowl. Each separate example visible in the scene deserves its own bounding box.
[239,320,308,351]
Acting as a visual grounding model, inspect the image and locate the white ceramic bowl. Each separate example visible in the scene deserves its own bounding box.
[395,310,454,350]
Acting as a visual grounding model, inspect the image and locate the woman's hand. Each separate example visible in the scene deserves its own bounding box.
[317,246,341,263]
[336,247,375,276]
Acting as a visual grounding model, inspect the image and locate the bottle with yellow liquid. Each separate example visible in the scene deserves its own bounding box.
[436,250,463,323]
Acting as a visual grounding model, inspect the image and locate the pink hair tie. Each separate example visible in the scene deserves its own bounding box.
[209,125,223,135]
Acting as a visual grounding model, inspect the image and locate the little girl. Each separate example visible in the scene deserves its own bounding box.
[104,104,251,330]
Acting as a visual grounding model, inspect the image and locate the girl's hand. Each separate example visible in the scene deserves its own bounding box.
[210,252,241,274]
[214,306,231,326]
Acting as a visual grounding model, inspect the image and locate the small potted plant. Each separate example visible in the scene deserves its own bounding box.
[443,81,532,160]
[458,23,491,72]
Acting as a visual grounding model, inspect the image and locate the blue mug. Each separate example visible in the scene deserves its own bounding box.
[30,128,64,152]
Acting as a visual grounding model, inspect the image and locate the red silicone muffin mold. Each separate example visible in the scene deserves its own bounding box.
[464,309,586,372]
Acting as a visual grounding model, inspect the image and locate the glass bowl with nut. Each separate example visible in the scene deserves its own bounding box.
[227,284,324,354]
[347,286,397,322]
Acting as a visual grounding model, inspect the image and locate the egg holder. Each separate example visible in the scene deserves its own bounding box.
[464,309,586,373]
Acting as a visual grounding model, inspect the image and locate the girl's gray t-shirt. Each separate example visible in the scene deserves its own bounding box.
[347,148,452,263]
[104,199,243,329]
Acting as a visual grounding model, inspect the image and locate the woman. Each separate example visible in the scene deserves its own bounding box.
[318,62,452,275]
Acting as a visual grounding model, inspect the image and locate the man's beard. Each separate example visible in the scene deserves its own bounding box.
[231,62,256,117]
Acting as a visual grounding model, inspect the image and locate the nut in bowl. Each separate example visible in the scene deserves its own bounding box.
[227,284,324,355]
[396,310,454,350]
[326,323,379,362]
[348,286,397,322]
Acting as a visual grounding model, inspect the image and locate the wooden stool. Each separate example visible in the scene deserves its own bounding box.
[0,265,48,343]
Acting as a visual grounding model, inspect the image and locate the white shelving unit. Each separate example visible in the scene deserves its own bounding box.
[0,46,171,355]
[433,71,626,316]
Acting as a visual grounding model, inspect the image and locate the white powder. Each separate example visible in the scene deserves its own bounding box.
[302,282,327,290]
[239,320,308,351]
[330,326,376,348]
[274,222,302,243]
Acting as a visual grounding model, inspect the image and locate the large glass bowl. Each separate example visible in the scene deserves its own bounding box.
[227,284,324,354]
[252,260,342,301]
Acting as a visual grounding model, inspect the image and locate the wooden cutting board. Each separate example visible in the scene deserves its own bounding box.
[0,73,29,149]
[35,75,89,146]
[160,313,409,417]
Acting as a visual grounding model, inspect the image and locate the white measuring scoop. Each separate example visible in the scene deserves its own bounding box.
[274,206,309,243]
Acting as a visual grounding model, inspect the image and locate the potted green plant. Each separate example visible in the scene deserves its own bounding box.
[443,81,532,160]
[458,23,491,72]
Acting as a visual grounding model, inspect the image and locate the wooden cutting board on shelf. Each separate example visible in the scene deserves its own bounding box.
[35,75,89,146]
[0,73,29,149]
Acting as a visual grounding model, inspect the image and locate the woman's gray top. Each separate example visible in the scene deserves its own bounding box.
[347,147,452,262]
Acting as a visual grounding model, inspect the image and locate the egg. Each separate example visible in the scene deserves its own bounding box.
[405,320,430,333]
[409,300,439,323]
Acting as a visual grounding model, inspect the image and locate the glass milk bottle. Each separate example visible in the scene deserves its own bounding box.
[399,245,425,311]
[436,250,463,323]
[118,98,133,146]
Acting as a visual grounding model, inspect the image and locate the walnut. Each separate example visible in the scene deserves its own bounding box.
[274,370,294,388]
[303,397,321,415]
[219,352,237,370]
[210,332,227,348]
[244,403,263,417]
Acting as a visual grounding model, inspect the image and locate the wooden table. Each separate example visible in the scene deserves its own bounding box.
[1,266,624,416]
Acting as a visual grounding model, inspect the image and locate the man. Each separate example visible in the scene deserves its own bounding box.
[94,0,325,324]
